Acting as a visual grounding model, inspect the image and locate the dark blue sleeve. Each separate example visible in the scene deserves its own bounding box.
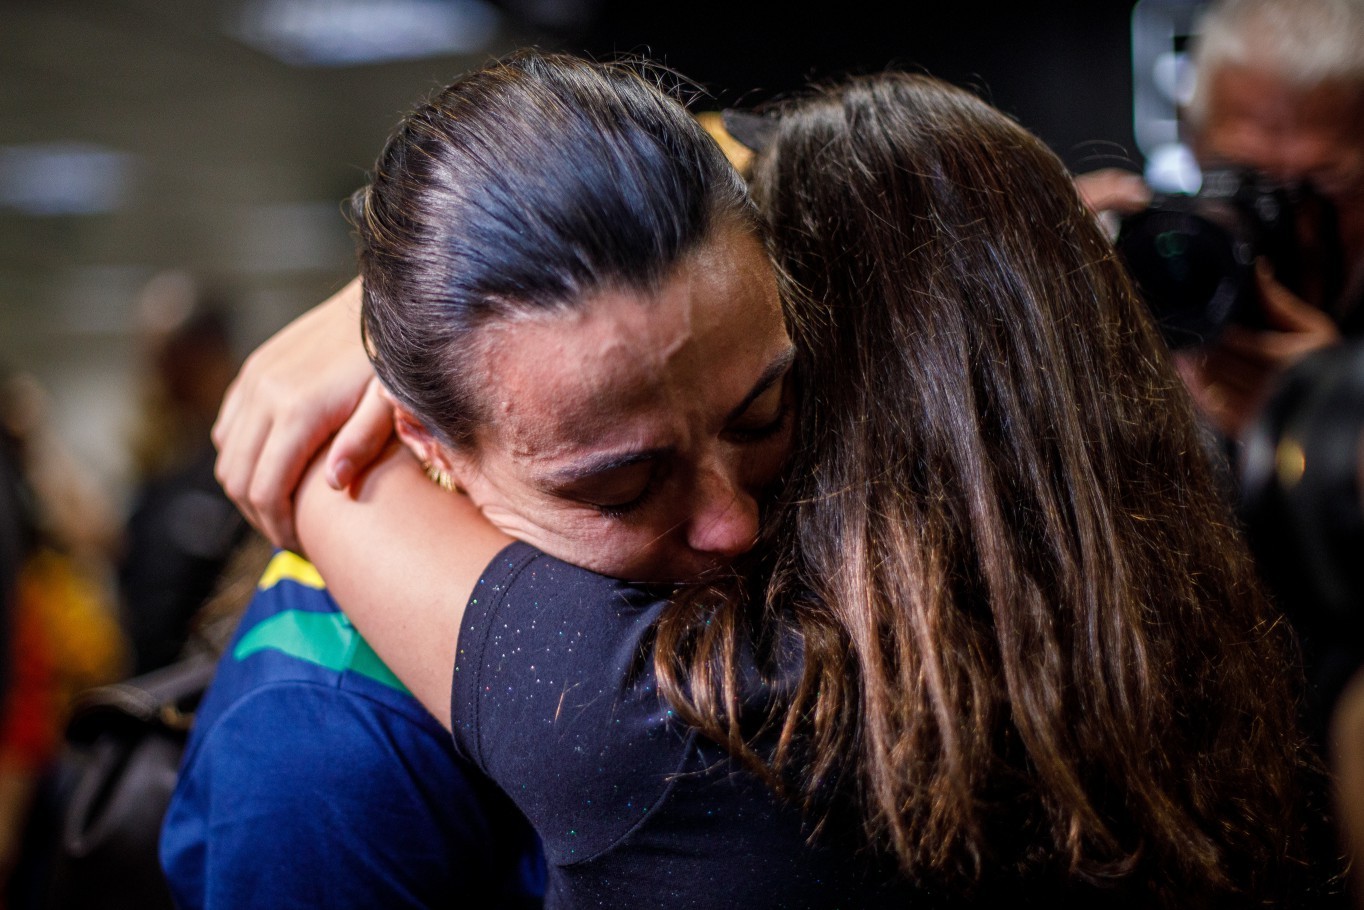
[452,543,691,867]
[162,680,507,909]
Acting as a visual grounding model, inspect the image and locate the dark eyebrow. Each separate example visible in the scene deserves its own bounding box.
[546,446,674,486]
[726,346,796,424]
[545,346,795,487]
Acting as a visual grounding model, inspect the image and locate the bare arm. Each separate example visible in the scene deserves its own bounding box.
[295,444,511,727]
[215,279,512,725]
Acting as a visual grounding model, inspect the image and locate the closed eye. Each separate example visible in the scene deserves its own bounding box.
[590,471,663,518]
[726,399,791,443]
[545,450,669,520]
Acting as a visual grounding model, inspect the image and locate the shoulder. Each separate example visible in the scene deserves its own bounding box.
[455,544,674,735]
[163,670,516,909]
[163,551,548,909]
[181,550,464,797]
[456,543,670,735]
[459,543,667,673]
[202,550,422,715]
[184,675,462,791]
[164,552,491,902]
[454,544,687,864]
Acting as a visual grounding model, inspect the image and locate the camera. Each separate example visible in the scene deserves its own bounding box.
[1241,340,1364,629]
[1115,168,1342,349]
[1239,340,1364,729]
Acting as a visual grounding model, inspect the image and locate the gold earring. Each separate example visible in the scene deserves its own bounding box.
[422,462,459,493]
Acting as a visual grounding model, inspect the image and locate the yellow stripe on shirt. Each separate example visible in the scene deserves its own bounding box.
[257,550,326,592]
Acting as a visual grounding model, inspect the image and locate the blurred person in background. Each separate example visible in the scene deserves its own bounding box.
[1174,0,1364,439]
[0,372,126,905]
[1075,1,1364,892]
[0,379,31,901]
[0,379,30,719]
[1170,0,1364,739]
[1080,0,1364,441]
[119,273,251,674]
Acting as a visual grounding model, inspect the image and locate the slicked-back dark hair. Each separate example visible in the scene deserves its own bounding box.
[352,49,756,447]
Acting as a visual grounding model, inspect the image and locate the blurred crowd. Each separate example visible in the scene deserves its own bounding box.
[0,273,251,907]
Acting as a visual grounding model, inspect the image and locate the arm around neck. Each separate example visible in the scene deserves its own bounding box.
[295,443,512,728]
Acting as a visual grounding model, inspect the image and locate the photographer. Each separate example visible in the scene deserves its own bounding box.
[1179,0,1363,439]
[1083,0,1364,441]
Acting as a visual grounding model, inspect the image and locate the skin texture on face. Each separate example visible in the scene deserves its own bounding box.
[406,224,793,583]
[1197,65,1364,262]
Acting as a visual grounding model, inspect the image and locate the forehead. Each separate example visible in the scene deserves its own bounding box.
[1203,67,1364,143]
[470,226,784,460]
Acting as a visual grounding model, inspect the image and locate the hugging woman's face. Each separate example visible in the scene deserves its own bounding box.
[399,224,795,583]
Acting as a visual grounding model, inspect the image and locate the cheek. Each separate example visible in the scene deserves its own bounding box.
[450,466,513,517]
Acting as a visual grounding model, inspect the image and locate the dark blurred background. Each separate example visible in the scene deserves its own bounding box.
[0,0,1145,506]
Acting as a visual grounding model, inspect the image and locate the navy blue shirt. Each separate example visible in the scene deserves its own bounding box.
[454,543,916,908]
[162,551,544,909]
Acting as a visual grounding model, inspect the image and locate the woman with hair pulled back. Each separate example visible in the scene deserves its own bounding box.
[214,54,1331,906]
[356,51,791,587]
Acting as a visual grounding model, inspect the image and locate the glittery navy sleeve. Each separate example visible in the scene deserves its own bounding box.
[451,542,689,866]
[451,544,921,908]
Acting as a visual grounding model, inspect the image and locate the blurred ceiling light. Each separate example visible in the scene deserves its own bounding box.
[0,143,134,216]
[1144,142,1202,194]
[232,0,501,66]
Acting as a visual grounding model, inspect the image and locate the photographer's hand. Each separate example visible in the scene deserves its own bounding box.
[1073,168,1152,216]
[1174,261,1341,439]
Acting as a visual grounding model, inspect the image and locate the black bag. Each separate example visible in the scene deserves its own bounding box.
[45,653,217,910]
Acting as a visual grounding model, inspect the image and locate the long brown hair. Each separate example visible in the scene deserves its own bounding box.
[656,73,1321,901]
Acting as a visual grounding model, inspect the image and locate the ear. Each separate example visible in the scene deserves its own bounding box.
[390,401,455,475]
[388,398,481,496]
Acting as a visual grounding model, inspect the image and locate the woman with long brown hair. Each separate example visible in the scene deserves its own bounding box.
[706,72,1319,899]
[214,59,1327,905]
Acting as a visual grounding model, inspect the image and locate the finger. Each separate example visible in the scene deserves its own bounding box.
[1175,345,1268,439]
[1209,325,1280,369]
[214,410,273,542]
[247,412,346,553]
[1213,323,1324,373]
[212,344,275,451]
[1255,260,1340,337]
[211,369,250,452]
[1199,342,1271,397]
[1212,302,1338,379]
[1073,168,1151,215]
[326,378,396,489]
[1185,376,1258,440]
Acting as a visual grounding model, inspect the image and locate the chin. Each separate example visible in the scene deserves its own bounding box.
[624,555,730,587]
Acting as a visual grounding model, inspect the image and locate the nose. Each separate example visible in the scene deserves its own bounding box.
[685,466,760,560]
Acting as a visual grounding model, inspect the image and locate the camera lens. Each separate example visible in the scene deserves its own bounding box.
[1240,341,1364,625]
[1115,197,1254,349]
